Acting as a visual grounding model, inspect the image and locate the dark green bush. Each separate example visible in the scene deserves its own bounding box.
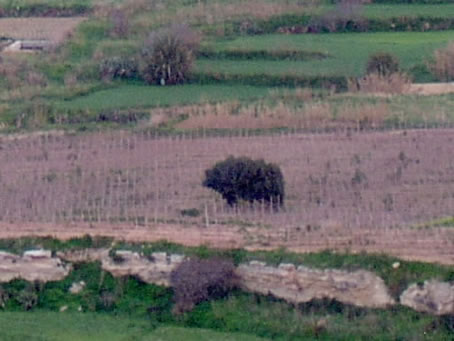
[203,156,285,207]
[16,283,43,311]
[170,257,237,314]
[366,52,400,76]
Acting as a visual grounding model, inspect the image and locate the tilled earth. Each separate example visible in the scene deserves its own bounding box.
[0,128,453,264]
[0,17,85,43]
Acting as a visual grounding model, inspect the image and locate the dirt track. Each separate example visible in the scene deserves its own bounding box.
[1,221,453,265]
[407,82,454,95]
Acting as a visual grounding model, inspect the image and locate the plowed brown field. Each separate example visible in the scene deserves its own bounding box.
[0,17,85,43]
[0,128,453,264]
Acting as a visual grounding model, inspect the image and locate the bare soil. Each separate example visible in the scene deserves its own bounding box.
[1,128,452,230]
[0,128,453,264]
[0,17,85,43]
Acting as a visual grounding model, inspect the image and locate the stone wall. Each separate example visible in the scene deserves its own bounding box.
[236,261,394,308]
[1,248,453,315]
[400,280,454,316]
[0,250,71,282]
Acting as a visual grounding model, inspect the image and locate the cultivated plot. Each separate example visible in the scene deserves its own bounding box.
[0,17,85,43]
[0,128,452,230]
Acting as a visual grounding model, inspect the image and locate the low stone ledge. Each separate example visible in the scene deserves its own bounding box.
[101,250,185,286]
[400,280,454,316]
[57,248,110,263]
[236,261,395,309]
[3,248,454,316]
[0,250,71,283]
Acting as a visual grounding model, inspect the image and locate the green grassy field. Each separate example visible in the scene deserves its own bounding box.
[0,0,453,132]
[198,31,454,79]
[0,0,92,16]
[0,312,268,341]
[361,3,454,18]
[56,84,271,111]
[49,30,454,118]
[31,89,454,132]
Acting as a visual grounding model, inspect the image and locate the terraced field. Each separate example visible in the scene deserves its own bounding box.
[197,31,454,79]
[0,1,453,340]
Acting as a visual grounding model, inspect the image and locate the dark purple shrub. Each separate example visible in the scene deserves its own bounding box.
[170,257,237,314]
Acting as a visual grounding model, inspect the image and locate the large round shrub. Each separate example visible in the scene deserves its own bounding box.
[140,24,200,85]
[366,52,399,76]
[170,257,237,314]
[203,156,285,208]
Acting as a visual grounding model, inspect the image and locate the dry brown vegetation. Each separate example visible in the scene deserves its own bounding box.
[0,56,48,103]
[429,41,454,81]
[348,73,412,95]
[173,0,310,25]
[130,0,317,33]
[159,98,392,131]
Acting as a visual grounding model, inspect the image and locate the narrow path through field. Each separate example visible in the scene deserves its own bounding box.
[407,82,454,95]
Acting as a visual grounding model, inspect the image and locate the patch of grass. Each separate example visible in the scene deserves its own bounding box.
[199,31,454,81]
[0,311,151,340]
[55,84,272,111]
[197,294,454,340]
[0,311,270,341]
[414,216,454,228]
[152,326,270,341]
[197,49,329,61]
[62,19,110,63]
[0,0,91,17]
[0,235,113,255]
[362,4,454,19]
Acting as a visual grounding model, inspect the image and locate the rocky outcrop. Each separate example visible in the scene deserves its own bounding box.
[101,251,185,286]
[3,248,454,316]
[69,281,86,294]
[236,261,395,308]
[400,280,454,315]
[57,248,109,263]
[0,250,71,282]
